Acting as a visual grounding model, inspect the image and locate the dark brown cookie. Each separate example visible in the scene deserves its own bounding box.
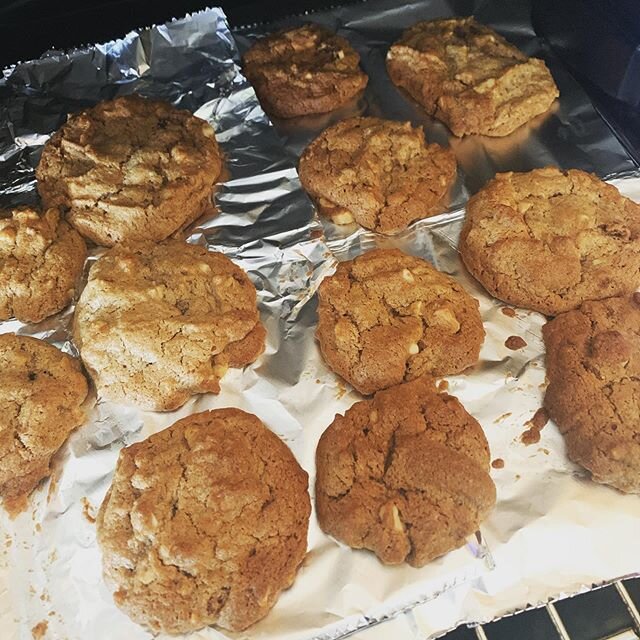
[316,376,496,566]
[316,248,484,395]
[299,117,457,233]
[386,17,558,137]
[543,295,640,493]
[242,24,368,119]
[97,408,310,633]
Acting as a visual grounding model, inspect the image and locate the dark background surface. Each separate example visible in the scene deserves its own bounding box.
[2,1,640,638]
[0,0,340,67]
[2,0,640,163]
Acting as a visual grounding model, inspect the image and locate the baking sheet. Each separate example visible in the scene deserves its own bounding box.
[234,0,640,636]
[0,7,490,640]
[1,2,640,640]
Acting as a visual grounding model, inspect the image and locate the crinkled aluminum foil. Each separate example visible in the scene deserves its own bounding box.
[0,3,639,640]
[237,0,640,637]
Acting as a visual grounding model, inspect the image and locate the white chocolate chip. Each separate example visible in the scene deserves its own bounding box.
[0,226,16,245]
[433,308,460,333]
[213,364,228,378]
[146,285,165,300]
[391,505,403,531]
[408,343,420,355]
[402,269,414,283]
[379,503,404,532]
[337,50,345,59]
[137,565,155,585]
[331,210,355,225]
[409,301,423,316]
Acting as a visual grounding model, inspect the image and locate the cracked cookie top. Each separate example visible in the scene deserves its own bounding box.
[459,168,640,315]
[36,95,222,247]
[316,248,484,395]
[0,206,86,323]
[315,376,495,566]
[299,117,457,234]
[73,240,265,411]
[543,294,640,493]
[0,334,88,517]
[97,408,310,634]
[242,23,368,119]
[386,17,558,137]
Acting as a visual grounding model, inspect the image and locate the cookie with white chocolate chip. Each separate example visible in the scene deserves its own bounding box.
[386,17,558,137]
[97,408,310,633]
[242,24,368,119]
[459,167,640,315]
[0,206,86,323]
[37,95,222,247]
[315,376,496,566]
[299,117,457,233]
[316,248,484,395]
[543,294,640,493]
[73,239,265,411]
[0,334,88,517]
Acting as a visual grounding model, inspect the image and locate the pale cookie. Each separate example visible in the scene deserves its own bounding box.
[459,167,640,315]
[316,376,495,566]
[386,17,559,137]
[97,408,310,634]
[543,295,640,493]
[299,117,457,233]
[0,334,88,517]
[36,95,222,247]
[0,206,86,323]
[243,23,368,119]
[316,248,484,395]
[73,240,265,411]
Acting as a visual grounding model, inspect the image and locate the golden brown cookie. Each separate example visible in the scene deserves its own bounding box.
[299,117,457,233]
[36,95,222,247]
[316,376,495,566]
[73,240,265,411]
[97,408,310,634]
[543,295,640,493]
[459,168,640,315]
[386,17,559,137]
[0,334,88,517]
[316,248,484,395]
[242,24,368,119]
[0,206,86,323]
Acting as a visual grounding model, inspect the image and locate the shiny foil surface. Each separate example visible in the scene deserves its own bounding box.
[0,2,639,640]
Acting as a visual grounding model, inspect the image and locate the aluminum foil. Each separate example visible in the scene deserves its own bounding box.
[1,3,640,640]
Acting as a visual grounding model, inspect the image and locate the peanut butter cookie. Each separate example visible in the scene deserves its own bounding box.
[243,24,368,119]
[73,240,265,411]
[97,408,310,633]
[316,248,484,395]
[299,117,457,233]
[386,17,559,137]
[37,95,222,246]
[0,334,88,517]
[460,168,640,315]
[0,206,86,323]
[543,295,640,493]
[316,376,495,566]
